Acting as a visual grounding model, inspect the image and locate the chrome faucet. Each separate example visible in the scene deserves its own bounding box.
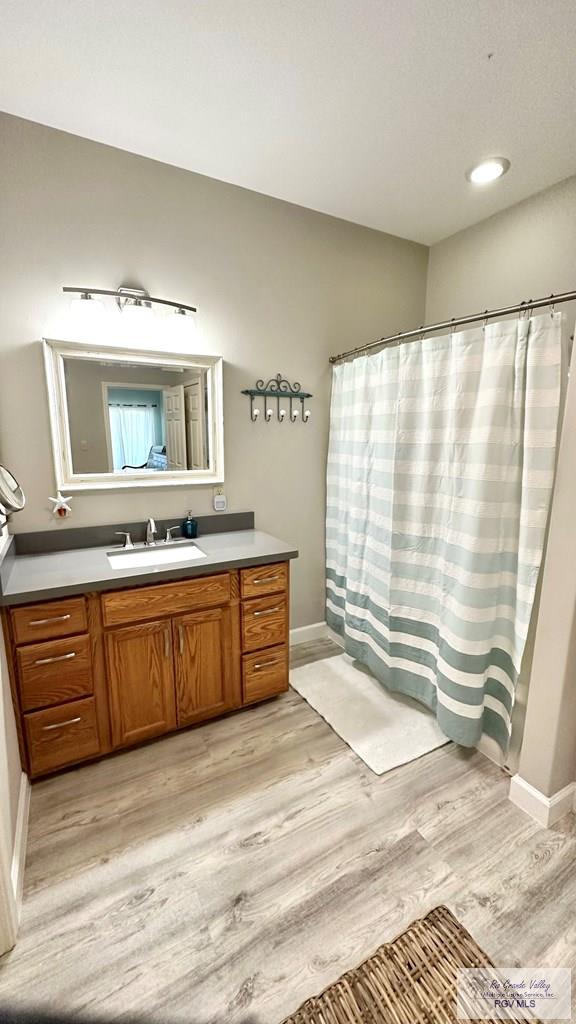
[115,531,133,549]
[145,517,157,546]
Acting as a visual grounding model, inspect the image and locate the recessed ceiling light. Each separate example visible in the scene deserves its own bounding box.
[466,157,511,185]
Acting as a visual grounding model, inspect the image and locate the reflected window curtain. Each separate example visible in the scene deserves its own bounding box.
[109,405,157,470]
[326,313,564,751]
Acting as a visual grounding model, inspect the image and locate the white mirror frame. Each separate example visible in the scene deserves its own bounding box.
[43,338,224,491]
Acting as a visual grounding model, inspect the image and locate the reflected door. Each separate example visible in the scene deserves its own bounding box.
[164,385,187,470]
[185,380,206,469]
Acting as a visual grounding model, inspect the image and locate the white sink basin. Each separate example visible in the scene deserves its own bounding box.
[107,542,207,570]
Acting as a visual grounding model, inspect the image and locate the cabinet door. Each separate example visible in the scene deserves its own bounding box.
[106,621,176,748]
[173,607,238,726]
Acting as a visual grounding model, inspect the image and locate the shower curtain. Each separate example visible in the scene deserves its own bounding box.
[326,313,564,750]
[109,404,157,471]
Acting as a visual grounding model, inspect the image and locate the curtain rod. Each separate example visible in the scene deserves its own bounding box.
[329,289,576,364]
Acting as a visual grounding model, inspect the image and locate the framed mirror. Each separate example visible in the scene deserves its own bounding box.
[43,339,224,490]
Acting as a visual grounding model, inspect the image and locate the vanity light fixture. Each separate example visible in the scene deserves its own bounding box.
[62,286,197,318]
[60,286,197,343]
[466,157,510,185]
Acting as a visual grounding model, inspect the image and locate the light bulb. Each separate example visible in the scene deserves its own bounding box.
[167,308,197,344]
[66,293,105,340]
[121,300,156,342]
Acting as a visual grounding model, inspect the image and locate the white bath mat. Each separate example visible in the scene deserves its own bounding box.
[290,653,449,775]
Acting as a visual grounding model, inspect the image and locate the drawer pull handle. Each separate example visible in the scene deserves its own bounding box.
[164,630,170,659]
[254,658,280,670]
[29,614,72,626]
[253,607,280,617]
[179,625,184,655]
[252,575,281,585]
[34,652,76,666]
[42,716,82,731]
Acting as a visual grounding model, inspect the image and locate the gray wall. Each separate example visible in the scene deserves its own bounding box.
[0,112,429,631]
[426,174,576,796]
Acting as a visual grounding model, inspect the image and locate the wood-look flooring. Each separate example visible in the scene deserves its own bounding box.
[1,639,575,1023]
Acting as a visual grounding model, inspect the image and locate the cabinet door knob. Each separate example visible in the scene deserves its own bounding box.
[164,630,170,659]
[179,625,184,655]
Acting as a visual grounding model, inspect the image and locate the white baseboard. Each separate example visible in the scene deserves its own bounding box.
[509,774,575,828]
[10,772,30,919]
[289,622,330,645]
[289,621,346,647]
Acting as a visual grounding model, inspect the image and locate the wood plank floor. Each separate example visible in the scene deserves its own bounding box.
[1,639,575,1023]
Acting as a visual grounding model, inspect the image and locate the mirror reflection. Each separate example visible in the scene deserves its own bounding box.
[63,357,210,474]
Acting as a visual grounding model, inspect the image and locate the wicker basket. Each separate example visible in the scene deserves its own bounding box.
[281,904,538,1023]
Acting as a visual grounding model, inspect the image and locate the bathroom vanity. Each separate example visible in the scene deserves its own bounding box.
[0,338,299,778]
[0,525,297,777]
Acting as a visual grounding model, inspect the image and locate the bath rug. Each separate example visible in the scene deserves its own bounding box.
[291,652,449,774]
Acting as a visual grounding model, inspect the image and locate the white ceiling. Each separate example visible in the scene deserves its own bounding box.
[1,0,576,244]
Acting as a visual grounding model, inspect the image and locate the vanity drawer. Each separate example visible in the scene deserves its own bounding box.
[242,644,289,704]
[17,634,93,712]
[24,696,101,776]
[241,595,288,652]
[11,597,88,645]
[101,573,231,627]
[240,561,288,599]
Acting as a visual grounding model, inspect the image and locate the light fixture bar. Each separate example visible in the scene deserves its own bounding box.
[62,286,197,313]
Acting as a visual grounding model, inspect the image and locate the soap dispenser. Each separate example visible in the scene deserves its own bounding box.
[182,511,198,539]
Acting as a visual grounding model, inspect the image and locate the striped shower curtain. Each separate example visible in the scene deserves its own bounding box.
[326,313,563,750]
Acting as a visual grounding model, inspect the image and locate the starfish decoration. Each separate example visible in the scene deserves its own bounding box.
[49,491,74,518]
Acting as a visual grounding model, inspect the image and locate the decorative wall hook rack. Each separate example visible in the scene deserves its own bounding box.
[241,374,313,423]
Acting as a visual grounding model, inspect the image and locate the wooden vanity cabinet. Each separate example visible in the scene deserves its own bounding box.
[1,594,110,777]
[173,606,236,726]
[106,620,176,748]
[2,560,290,778]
